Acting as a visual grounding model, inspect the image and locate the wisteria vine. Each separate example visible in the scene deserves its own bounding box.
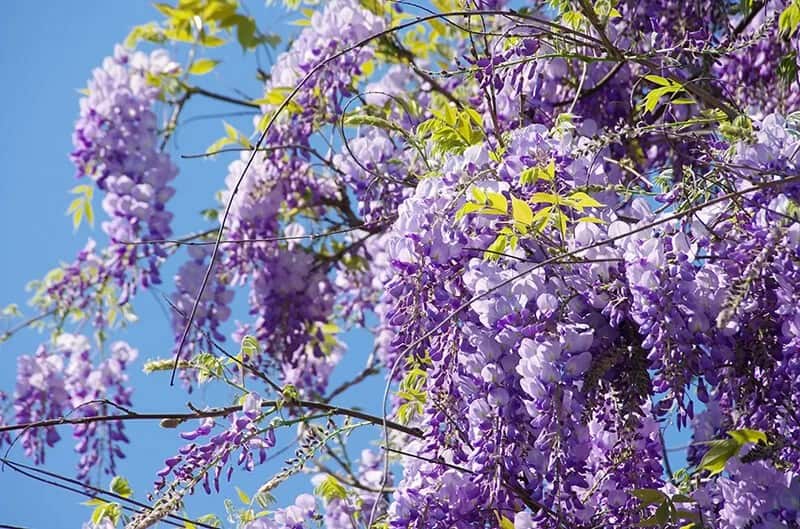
[2,1,800,529]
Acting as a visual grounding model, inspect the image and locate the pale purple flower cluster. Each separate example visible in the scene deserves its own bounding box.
[11,334,136,481]
[170,245,234,382]
[248,247,339,395]
[71,44,178,288]
[696,459,800,528]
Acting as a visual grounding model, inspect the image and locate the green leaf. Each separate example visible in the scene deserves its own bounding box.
[643,74,673,87]
[189,58,219,75]
[1,304,21,317]
[471,187,487,204]
[236,487,251,505]
[199,33,226,47]
[511,196,533,226]
[520,159,556,185]
[779,1,800,38]
[224,121,238,139]
[314,475,348,502]
[640,74,684,113]
[642,86,676,113]
[698,438,740,475]
[630,488,668,506]
[196,514,223,528]
[241,335,260,358]
[236,16,259,50]
[456,201,484,221]
[726,429,767,446]
[110,476,133,498]
[91,502,121,526]
[498,515,515,529]
[193,352,224,384]
[484,234,508,260]
[67,184,95,230]
[251,87,303,114]
[486,191,508,214]
[577,216,605,224]
[530,192,561,205]
[569,191,604,209]
[343,114,406,136]
[205,136,234,155]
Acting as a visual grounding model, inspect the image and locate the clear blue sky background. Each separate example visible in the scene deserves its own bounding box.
[0,3,386,528]
[0,3,692,528]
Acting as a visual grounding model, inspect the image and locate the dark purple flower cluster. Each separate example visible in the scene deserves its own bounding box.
[156,393,275,494]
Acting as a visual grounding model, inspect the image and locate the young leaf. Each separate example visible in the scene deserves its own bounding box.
[486,191,508,214]
[109,476,133,498]
[643,74,673,87]
[511,196,534,226]
[630,488,668,506]
[698,438,740,475]
[456,201,484,220]
[471,187,487,204]
[726,429,767,446]
[236,487,251,505]
[314,475,348,502]
[569,191,604,209]
[189,58,219,75]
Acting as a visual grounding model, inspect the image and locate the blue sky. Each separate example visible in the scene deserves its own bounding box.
[0,3,388,528]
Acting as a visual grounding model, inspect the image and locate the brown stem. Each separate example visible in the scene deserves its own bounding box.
[0,399,422,438]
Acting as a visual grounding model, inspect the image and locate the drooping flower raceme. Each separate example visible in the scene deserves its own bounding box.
[71,45,179,291]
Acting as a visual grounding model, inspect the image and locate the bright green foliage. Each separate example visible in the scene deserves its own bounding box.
[27,260,137,335]
[240,334,260,359]
[83,477,132,527]
[188,58,220,75]
[719,114,755,143]
[520,159,556,186]
[194,352,225,384]
[640,75,691,114]
[780,0,800,38]
[698,429,768,476]
[456,187,510,221]
[498,514,515,529]
[236,486,251,505]
[206,120,253,155]
[396,360,429,425]
[457,182,605,259]
[126,0,279,51]
[314,475,348,502]
[67,184,94,230]
[110,476,133,498]
[416,105,484,156]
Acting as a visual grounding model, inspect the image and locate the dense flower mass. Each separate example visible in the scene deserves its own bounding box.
[5,1,800,529]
